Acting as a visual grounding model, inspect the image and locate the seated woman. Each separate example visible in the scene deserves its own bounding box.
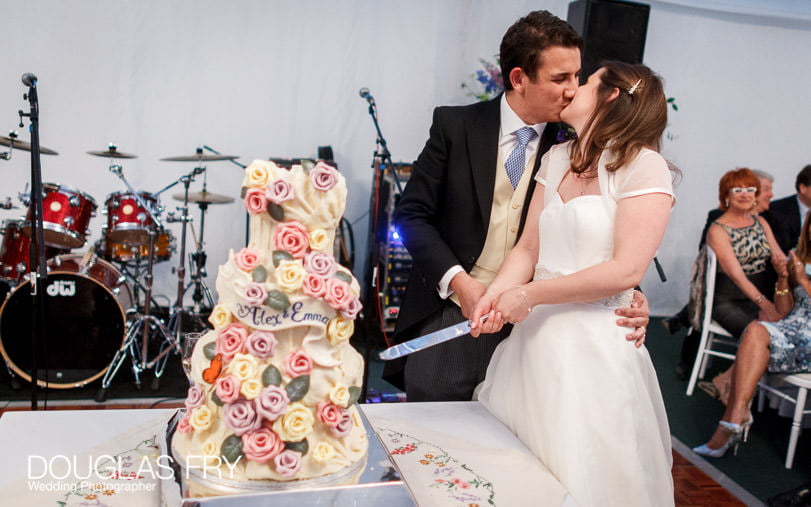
[694,210,811,457]
[707,168,785,335]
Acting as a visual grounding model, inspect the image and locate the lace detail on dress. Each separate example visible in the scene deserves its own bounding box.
[533,265,634,308]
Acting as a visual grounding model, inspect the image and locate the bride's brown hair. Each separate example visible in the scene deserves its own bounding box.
[569,61,668,174]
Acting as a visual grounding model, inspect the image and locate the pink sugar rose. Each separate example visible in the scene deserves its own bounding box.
[184,385,205,410]
[245,330,278,359]
[304,251,336,278]
[177,413,192,434]
[215,375,241,404]
[284,349,313,378]
[243,188,268,215]
[341,296,362,320]
[302,273,327,298]
[242,427,285,464]
[274,449,302,478]
[256,385,289,422]
[310,161,339,191]
[317,401,343,428]
[331,412,354,438]
[223,399,262,436]
[243,282,268,306]
[216,323,248,362]
[324,278,352,310]
[234,247,261,271]
[266,179,295,204]
[273,221,309,259]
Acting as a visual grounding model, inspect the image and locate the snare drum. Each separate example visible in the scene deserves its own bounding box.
[0,219,68,284]
[24,183,97,249]
[101,229,175,264]
[105,191,161,245]
[0,253,132,388]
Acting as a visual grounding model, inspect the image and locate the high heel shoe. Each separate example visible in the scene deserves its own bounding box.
[692,419,753,458]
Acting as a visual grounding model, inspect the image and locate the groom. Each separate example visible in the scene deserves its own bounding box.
[386,10,650,402]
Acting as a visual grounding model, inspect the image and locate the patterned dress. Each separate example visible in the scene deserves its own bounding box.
[712,219,773,337]
[762,267,811,373]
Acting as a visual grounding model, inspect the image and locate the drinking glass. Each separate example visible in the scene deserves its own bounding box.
[182,332,204,383]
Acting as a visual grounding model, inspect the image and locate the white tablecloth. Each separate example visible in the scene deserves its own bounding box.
[0,403,574,506]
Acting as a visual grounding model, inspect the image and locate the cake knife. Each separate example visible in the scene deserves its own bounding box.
[378,315,487,360]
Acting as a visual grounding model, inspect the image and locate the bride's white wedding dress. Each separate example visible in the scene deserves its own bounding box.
[477,143,675,506]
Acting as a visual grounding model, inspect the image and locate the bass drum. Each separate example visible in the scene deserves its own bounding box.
[0,254,132,388]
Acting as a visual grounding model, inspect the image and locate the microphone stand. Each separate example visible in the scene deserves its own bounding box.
[19,76,46,409]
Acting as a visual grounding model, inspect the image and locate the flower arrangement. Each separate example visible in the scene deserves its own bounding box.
[461,56,504,102]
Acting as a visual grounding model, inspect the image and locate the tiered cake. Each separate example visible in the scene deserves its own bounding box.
[171,160,367,486]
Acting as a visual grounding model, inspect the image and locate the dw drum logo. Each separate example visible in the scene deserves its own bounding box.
[47,280,76,297]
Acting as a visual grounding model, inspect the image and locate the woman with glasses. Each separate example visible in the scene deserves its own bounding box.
[706,168,787,341]
[694,211,811,457]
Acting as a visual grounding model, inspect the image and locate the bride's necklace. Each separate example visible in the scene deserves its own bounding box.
[571,169,597,195]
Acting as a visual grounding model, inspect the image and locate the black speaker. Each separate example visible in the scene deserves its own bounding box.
[567,0,650,83]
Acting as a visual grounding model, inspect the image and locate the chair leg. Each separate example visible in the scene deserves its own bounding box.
[785,387,807,469]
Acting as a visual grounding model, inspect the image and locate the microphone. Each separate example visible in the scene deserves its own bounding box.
[358,87,375,106]
[21,73,37,87]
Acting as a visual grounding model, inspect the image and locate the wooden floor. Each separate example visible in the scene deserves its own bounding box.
[1,402,748,506]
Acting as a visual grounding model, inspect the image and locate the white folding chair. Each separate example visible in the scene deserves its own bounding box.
[756,373,811,468]
[686,247,738,396]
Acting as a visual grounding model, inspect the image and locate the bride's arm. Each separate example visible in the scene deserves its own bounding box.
[469,183,545,336]
[492,190,672,325]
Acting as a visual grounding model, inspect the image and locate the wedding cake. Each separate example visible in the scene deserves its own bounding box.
[171,160,368,486]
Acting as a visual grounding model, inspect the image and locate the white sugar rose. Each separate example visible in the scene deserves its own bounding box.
[326,315,354,346]
[208,304,232,329]
[309,229,330,251]
[189,404,214,431]
[229,353,260,382]
[329,384,351,407]
[202,440,221,466]
[311,442,336,464]
[245,162,270,187]
[276,260,306,293]
[272,402,314,442]
[240,379,263,400]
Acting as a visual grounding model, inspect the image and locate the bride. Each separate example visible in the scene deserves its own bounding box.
[471,61,675,506]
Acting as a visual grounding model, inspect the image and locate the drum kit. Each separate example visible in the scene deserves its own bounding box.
[0,136,238,398]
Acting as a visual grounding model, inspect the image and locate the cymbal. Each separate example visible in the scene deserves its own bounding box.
[173,191,235,204]
[0,136,58,155]
[87,147,137,158]
[161,153,238,162]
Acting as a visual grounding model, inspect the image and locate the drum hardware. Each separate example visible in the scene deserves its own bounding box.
[202,144,249,245]
[159,146,238,162]
[0,131,59,155]
[95,163,178,401]
[172,191,234,204]
[87,143,137,159]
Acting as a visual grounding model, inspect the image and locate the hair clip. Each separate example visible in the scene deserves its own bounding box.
[628,79,642,96]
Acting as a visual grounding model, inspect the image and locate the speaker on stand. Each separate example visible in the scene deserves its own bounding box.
[567,0,650,83]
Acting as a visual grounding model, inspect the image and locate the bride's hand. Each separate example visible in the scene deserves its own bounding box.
[492,286,533,326]
[469,294,502,337]
[615,290,649,348]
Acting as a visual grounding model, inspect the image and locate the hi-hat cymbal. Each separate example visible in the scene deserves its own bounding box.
[87,147,137,158]
[173,191,235,204]
[0,136,58,155]
[161,153,238,162]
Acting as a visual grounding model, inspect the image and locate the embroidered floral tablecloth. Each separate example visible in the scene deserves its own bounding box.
[366,405,571,507]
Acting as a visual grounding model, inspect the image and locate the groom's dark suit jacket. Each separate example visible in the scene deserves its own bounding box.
[769,194,803,253]
[392,95,563,342]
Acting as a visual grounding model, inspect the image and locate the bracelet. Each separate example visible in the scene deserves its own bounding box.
[754,294,765,304]
[775,284,790,297]
[518,286,532,314]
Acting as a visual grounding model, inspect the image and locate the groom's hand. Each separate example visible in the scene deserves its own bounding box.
[450,272,486,320]
[615,290,649,348]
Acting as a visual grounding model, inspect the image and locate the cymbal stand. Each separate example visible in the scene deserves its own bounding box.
[148,166,206,374]
[96,165,174,400]
[187,167,214,314]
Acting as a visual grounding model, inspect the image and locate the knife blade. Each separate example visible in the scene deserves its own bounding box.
[378,315,487,361]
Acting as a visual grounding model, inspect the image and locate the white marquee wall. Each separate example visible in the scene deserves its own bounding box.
[1,0,809,316]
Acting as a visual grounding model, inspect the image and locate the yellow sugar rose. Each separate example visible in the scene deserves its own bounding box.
[245,162,270,187]
[240,379,263,400]
[311,442,336,464]
[208,304,232,329]
[229,353,259,382]
[189,404,213,431]
[202,440,221,466]
[326,315,354,346]
[309,229,329,251]
[276,260,306,293]
[273,402,314,442]
[329,384,350,407]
